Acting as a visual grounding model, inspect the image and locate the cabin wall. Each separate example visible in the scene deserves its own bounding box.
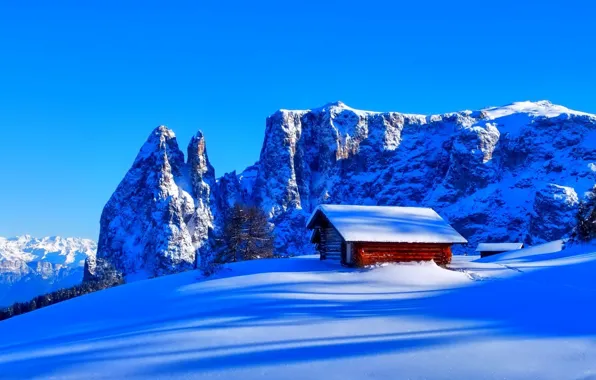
[353,243,452,267]
[318,227,345,261]
[480,250,505,258]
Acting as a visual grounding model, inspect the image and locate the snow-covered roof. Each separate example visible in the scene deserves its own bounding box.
[306,205,468,244]
[476,243,524,252]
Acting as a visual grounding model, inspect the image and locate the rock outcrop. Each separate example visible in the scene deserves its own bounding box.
[529,184,580,243]
[94,101,596,279]
[94,127,217,279]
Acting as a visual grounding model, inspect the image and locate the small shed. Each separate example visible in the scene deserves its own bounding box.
[306,205,468,267]
[476,243,524,258]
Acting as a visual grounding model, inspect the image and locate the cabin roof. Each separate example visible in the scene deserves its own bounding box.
[476,242,524,252]
[306,204,468,244]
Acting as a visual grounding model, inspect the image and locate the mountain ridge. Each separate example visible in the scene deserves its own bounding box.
[0,236,96,306]
[91,100,596,279]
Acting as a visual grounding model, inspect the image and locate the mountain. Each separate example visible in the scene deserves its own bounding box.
[92,100,596,279]
[0,236,96,306]
[95,127,215,279]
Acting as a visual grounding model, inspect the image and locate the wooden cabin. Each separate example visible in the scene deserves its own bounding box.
[306,205,468,267]
[476,242,524,258]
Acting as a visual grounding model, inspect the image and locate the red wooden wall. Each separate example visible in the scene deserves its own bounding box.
[353,242,452,267]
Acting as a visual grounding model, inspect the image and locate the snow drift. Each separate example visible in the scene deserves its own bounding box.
[2,244,596,379]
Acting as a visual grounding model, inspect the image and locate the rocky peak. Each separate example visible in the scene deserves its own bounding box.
[187,130,216,201]
[185,131,217,266]
[95,126,196,278]
[93,125,222,279]
[135,126,184,167]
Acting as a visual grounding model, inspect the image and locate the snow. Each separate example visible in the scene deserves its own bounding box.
[482,100,594,120]
[238,164,259,193]
[1,244,596,379]
[307,204,468,244]
[279,101,430,120]
[475,240,566,263]
[279,100,596,124]
[281,101,378,116]
[0,236,95,265]
[0,236,96,306]
[475,242,523,252]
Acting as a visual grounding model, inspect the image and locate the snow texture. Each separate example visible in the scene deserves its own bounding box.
[0,236,96,306]
[1,242,596,379]
[475,242,523,252]
[307,204,467,243]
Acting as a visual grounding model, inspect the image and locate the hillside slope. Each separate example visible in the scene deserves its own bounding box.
[2,246,596,379]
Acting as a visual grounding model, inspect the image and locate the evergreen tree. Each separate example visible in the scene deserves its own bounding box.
[220,203,274,263]
[243,206,274,260]
[220,203,248,263]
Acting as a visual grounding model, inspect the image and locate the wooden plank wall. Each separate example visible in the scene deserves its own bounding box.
[353,243,452,267]
[320,227,343,261]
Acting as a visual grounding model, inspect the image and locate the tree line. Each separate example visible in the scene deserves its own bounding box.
[0,276,124,322]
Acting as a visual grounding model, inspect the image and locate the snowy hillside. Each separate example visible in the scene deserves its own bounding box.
[1,243,595,379]
[94,100,596,279]
[0,236,96,306]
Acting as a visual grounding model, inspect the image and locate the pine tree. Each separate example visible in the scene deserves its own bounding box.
[220,203,274,263]
[220,203,248,263]
[243,206,274,260]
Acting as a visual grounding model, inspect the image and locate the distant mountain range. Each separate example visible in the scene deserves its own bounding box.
[92,100,596,280]
[0,236,96,306]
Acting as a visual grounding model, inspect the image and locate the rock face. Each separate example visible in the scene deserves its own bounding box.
[94,127,216,279]
[0,236,96,306]
[529,184,580,243]
[94,101,596,279]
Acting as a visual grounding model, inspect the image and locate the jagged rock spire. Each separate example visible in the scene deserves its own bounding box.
[95,126,195,278]
[186,130,218,267]
[187,130,216,200]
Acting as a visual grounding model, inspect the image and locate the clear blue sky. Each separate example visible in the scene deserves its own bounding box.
[1,1,595,240]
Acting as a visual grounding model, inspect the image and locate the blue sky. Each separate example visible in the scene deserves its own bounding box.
[1,0,595,239]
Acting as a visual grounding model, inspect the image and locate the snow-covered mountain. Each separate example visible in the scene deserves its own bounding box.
[0,236,96,306]
[93,100,596,279]
[95,127,215,278]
